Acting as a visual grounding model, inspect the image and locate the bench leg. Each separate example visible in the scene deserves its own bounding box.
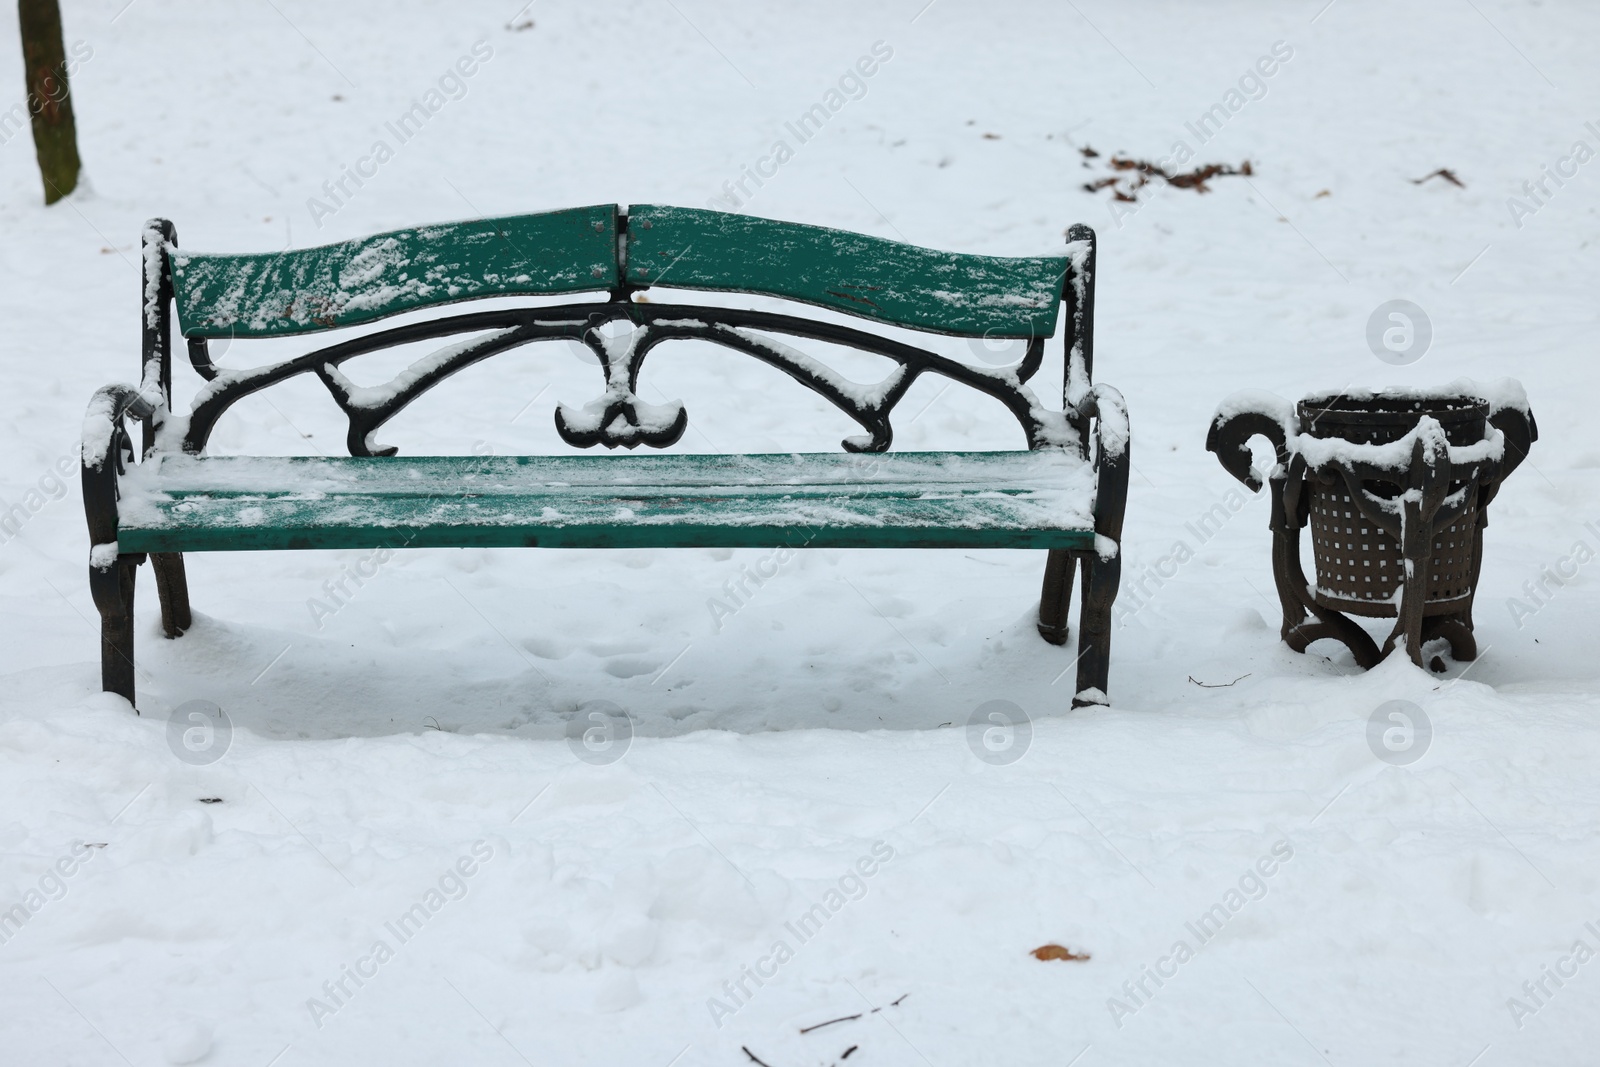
[150,552,193,638]
[1036,548,1077,645]
[89,555,141,707]
[1072,553,1120,708]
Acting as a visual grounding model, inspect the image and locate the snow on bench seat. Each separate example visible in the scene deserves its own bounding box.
[116,451,1098,553]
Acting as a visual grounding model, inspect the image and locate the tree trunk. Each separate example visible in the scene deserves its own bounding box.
[17,0,81,204]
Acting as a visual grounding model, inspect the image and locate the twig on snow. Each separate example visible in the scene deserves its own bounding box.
[1187,673,1251,688]
[1411,168,1464,188]
[799,1014,862,1034]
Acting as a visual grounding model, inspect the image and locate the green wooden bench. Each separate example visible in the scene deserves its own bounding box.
[81,205,1129,709]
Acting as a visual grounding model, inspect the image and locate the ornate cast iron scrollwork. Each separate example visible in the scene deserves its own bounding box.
[172,299,1069,459]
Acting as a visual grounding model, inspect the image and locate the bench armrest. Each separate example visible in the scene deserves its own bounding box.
[1077,383,1129,549]
[82,383,160,559]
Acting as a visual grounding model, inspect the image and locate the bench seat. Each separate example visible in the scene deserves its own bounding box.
[116,451,1099,553]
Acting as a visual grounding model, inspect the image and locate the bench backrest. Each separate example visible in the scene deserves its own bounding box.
[623,205,1068,338]
[169,205,1070,342]
[171,205,622,339]
[139,207,1097,458]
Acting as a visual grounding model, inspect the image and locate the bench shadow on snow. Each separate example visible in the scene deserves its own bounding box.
[136,606,1080,742]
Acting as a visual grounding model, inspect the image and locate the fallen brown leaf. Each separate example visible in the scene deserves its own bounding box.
[1031,943,1091,962]
[1086,155,1253,198]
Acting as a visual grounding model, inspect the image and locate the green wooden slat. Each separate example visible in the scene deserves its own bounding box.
[625,205,1068,338]
[170,205,621,339]
[116,452,1096,553]
[121,523,1095,553]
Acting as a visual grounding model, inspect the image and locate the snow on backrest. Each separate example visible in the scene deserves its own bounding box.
[626,204,1072,339]
[169,205,622,339]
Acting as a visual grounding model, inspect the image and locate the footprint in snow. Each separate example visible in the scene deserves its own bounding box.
[603,656,660,679]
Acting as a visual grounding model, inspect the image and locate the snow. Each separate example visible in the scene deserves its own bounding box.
[4,2,1600,1065]
[728,325,914,409]
[79,388,122,471]
[1215,380,1511,475]
[115,452,1100,537]
[925,286,1056,311]
[1211,387,1297,432]
[319,327,520,410]
[1087,383,1130,459]
[141,218,165,332]
[81,383,158,471]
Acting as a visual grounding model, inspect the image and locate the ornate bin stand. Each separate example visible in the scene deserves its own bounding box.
[1206,383,1536,670]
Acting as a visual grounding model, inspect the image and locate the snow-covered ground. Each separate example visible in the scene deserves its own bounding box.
[3,1,1599,1063]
